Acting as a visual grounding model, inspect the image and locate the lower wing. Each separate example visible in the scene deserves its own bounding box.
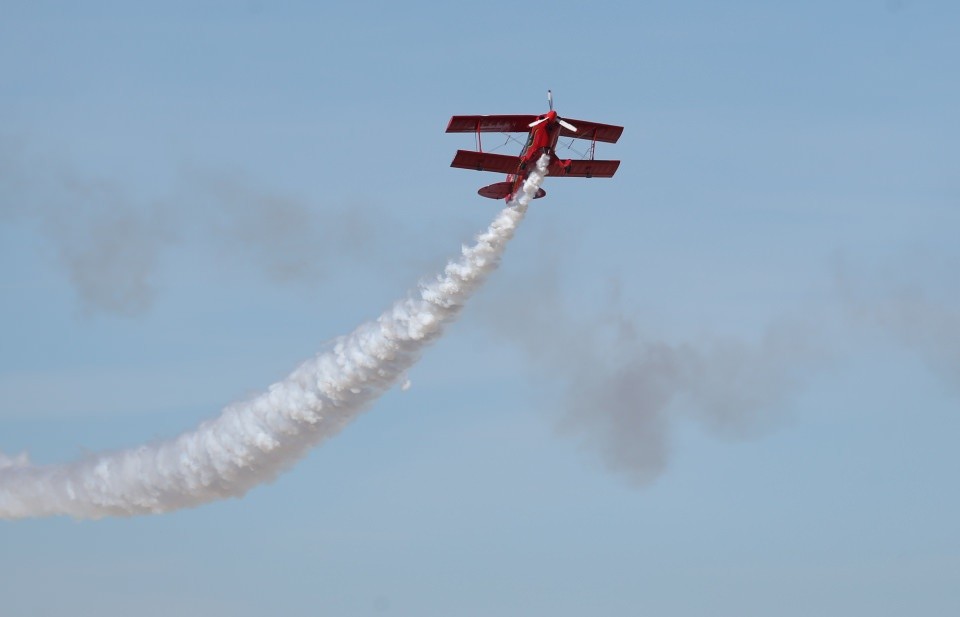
[548,159,620,178]
[450,150,522,174]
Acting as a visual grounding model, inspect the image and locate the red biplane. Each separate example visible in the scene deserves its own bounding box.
[446,91,623,202]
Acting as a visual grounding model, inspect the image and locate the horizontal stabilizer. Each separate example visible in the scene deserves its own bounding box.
[548,159,620,178]
[477,182,513,199]
[477,182,546,200]
[450,150,522,174]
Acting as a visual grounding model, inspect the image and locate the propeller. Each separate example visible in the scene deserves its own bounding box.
[528,90,577,132]
[528,116,548,128]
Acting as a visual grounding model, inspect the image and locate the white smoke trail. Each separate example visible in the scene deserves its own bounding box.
[0,157,549,520]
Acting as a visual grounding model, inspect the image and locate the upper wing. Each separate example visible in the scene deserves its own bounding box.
[549,159,620,178]
[446,115,539,134]
[559,120,623,143]
[450,150,522,174]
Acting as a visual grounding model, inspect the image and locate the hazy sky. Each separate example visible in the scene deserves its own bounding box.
[2,1,959,615]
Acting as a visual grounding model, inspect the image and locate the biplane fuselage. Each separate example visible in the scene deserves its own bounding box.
[509,110,564,197]
[446,101,623,202]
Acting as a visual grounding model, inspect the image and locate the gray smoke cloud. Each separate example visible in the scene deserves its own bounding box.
[559,320,815,484]
[45,177,176,316]
[181,170,385,285]
[485,241,960,487]
[483,253,824,486]
[0,139,388,315]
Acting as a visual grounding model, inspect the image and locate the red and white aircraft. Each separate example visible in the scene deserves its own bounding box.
[446,91,623,201]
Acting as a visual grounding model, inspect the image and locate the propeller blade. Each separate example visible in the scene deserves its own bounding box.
[528,116,548,128]
[547,89,553,111]
[558,118,577,133]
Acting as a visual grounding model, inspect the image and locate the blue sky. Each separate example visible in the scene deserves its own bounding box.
[2,1,959,615]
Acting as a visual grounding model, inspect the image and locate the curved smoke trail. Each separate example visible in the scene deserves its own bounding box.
[0,157,549,520]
